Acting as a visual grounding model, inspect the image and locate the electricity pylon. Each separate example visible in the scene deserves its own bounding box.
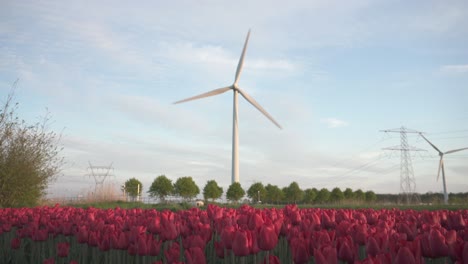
[86,162,114,193]
[381,127,425,204]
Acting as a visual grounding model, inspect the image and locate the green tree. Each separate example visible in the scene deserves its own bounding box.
[265,184,284,204]
[247,182,266,203]
[343,188,354,200]
[203,180,223,202]
[0,86,63,207]
[354,189,365,203]
[365,190,377,203]
[174,176,200,201]
[315,188,330,204]
[284,182,303,203]
[148,175,173,203]
[303,188,318,204]
[226,182,245,203]
[330,187,345,204]
[124,178,143,201]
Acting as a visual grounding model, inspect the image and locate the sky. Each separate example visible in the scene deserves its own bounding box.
[1,1,468,199]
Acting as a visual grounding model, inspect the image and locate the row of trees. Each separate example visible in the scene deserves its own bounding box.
[127,175,379,204]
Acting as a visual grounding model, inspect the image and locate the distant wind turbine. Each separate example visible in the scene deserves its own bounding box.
[420,133,468,204]
[174,30,282,184]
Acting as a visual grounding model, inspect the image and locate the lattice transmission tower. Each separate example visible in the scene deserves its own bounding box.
[381,127,425,204]
[86,162,114,193]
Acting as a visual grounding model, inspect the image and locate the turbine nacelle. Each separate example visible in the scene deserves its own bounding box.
[419,133,468,204]
[174,30,282,184]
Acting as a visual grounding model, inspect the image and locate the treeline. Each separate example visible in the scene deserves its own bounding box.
[122,176,375,204]
[122,175,468,205]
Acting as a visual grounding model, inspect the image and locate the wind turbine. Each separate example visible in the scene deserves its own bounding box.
[419,133,468,204]
[174,30,282,184]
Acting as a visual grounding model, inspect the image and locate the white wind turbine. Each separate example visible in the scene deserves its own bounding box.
[174,30,282,184]
[420,133,468,204]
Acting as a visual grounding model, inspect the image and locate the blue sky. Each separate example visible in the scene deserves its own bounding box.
[1,1,468,198]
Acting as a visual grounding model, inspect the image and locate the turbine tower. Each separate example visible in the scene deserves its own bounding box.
[419,133,468,205]
[174,30,282,184]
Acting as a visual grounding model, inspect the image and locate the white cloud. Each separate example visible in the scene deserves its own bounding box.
[439,64,468,74]
[160,42,298,74]
[321,118,349,128]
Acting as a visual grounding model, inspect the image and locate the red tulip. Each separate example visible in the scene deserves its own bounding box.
[117,231,129,250]
[248,212,264,231]
[290,237,310,264]
[220,226,236,249]
[314,245,337,264]
[448,240,464,262]
[32,228,49,241]
[185,246,206,264]
[164,242,180,263]
[88,231,98,247]
[11,237,21,250]
[56,242,70,257]
[183,235,206,250]
[129,225,146,244]
[445,229,456,245]
[43,258,55,264]
[148,217,161,234]
[149,236,162,256]
[160,220,178,241]
[207,204,223,221]
[366,236,380,257]
[98,233,111,252]
[375,253,392,264]
[214,241,227,259]
[128,243,138,256]
[394,247,415,264]
[462,242,468,264]
[290,211,302,225]
[137,234,148,256]
[232,229,251,256]
[429,228,449,257]
[337,239,355,263]
[258,224,278,251]
[353,224,367,245]
[77,226,88,244]
[261,254,281,264]
[447,212,465,230]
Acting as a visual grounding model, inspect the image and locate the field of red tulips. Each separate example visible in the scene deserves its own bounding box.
[1,204,467,264]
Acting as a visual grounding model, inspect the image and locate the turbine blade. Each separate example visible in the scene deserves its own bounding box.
[419,134,443,154]
[437,157,443,181]
[173,86,232,104]
[237,88,282,129]
[445,147,468,155]
[234,30,251,85]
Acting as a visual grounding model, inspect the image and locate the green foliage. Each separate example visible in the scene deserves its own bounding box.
[247,182,266,203]
[203,180,223,202]
[173,176,200,201]
[226,182,245,203]
[365,190,377,203]
[0,86,63,207]
[315,188,331,204]
[330,187,345,203]
[303,188,318,204]
[264,184,284,204]
[343,188,354,200]
[354,189,365,202]
[148,175,173,202]
[124,178,142,200]
[284,182,303,203]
